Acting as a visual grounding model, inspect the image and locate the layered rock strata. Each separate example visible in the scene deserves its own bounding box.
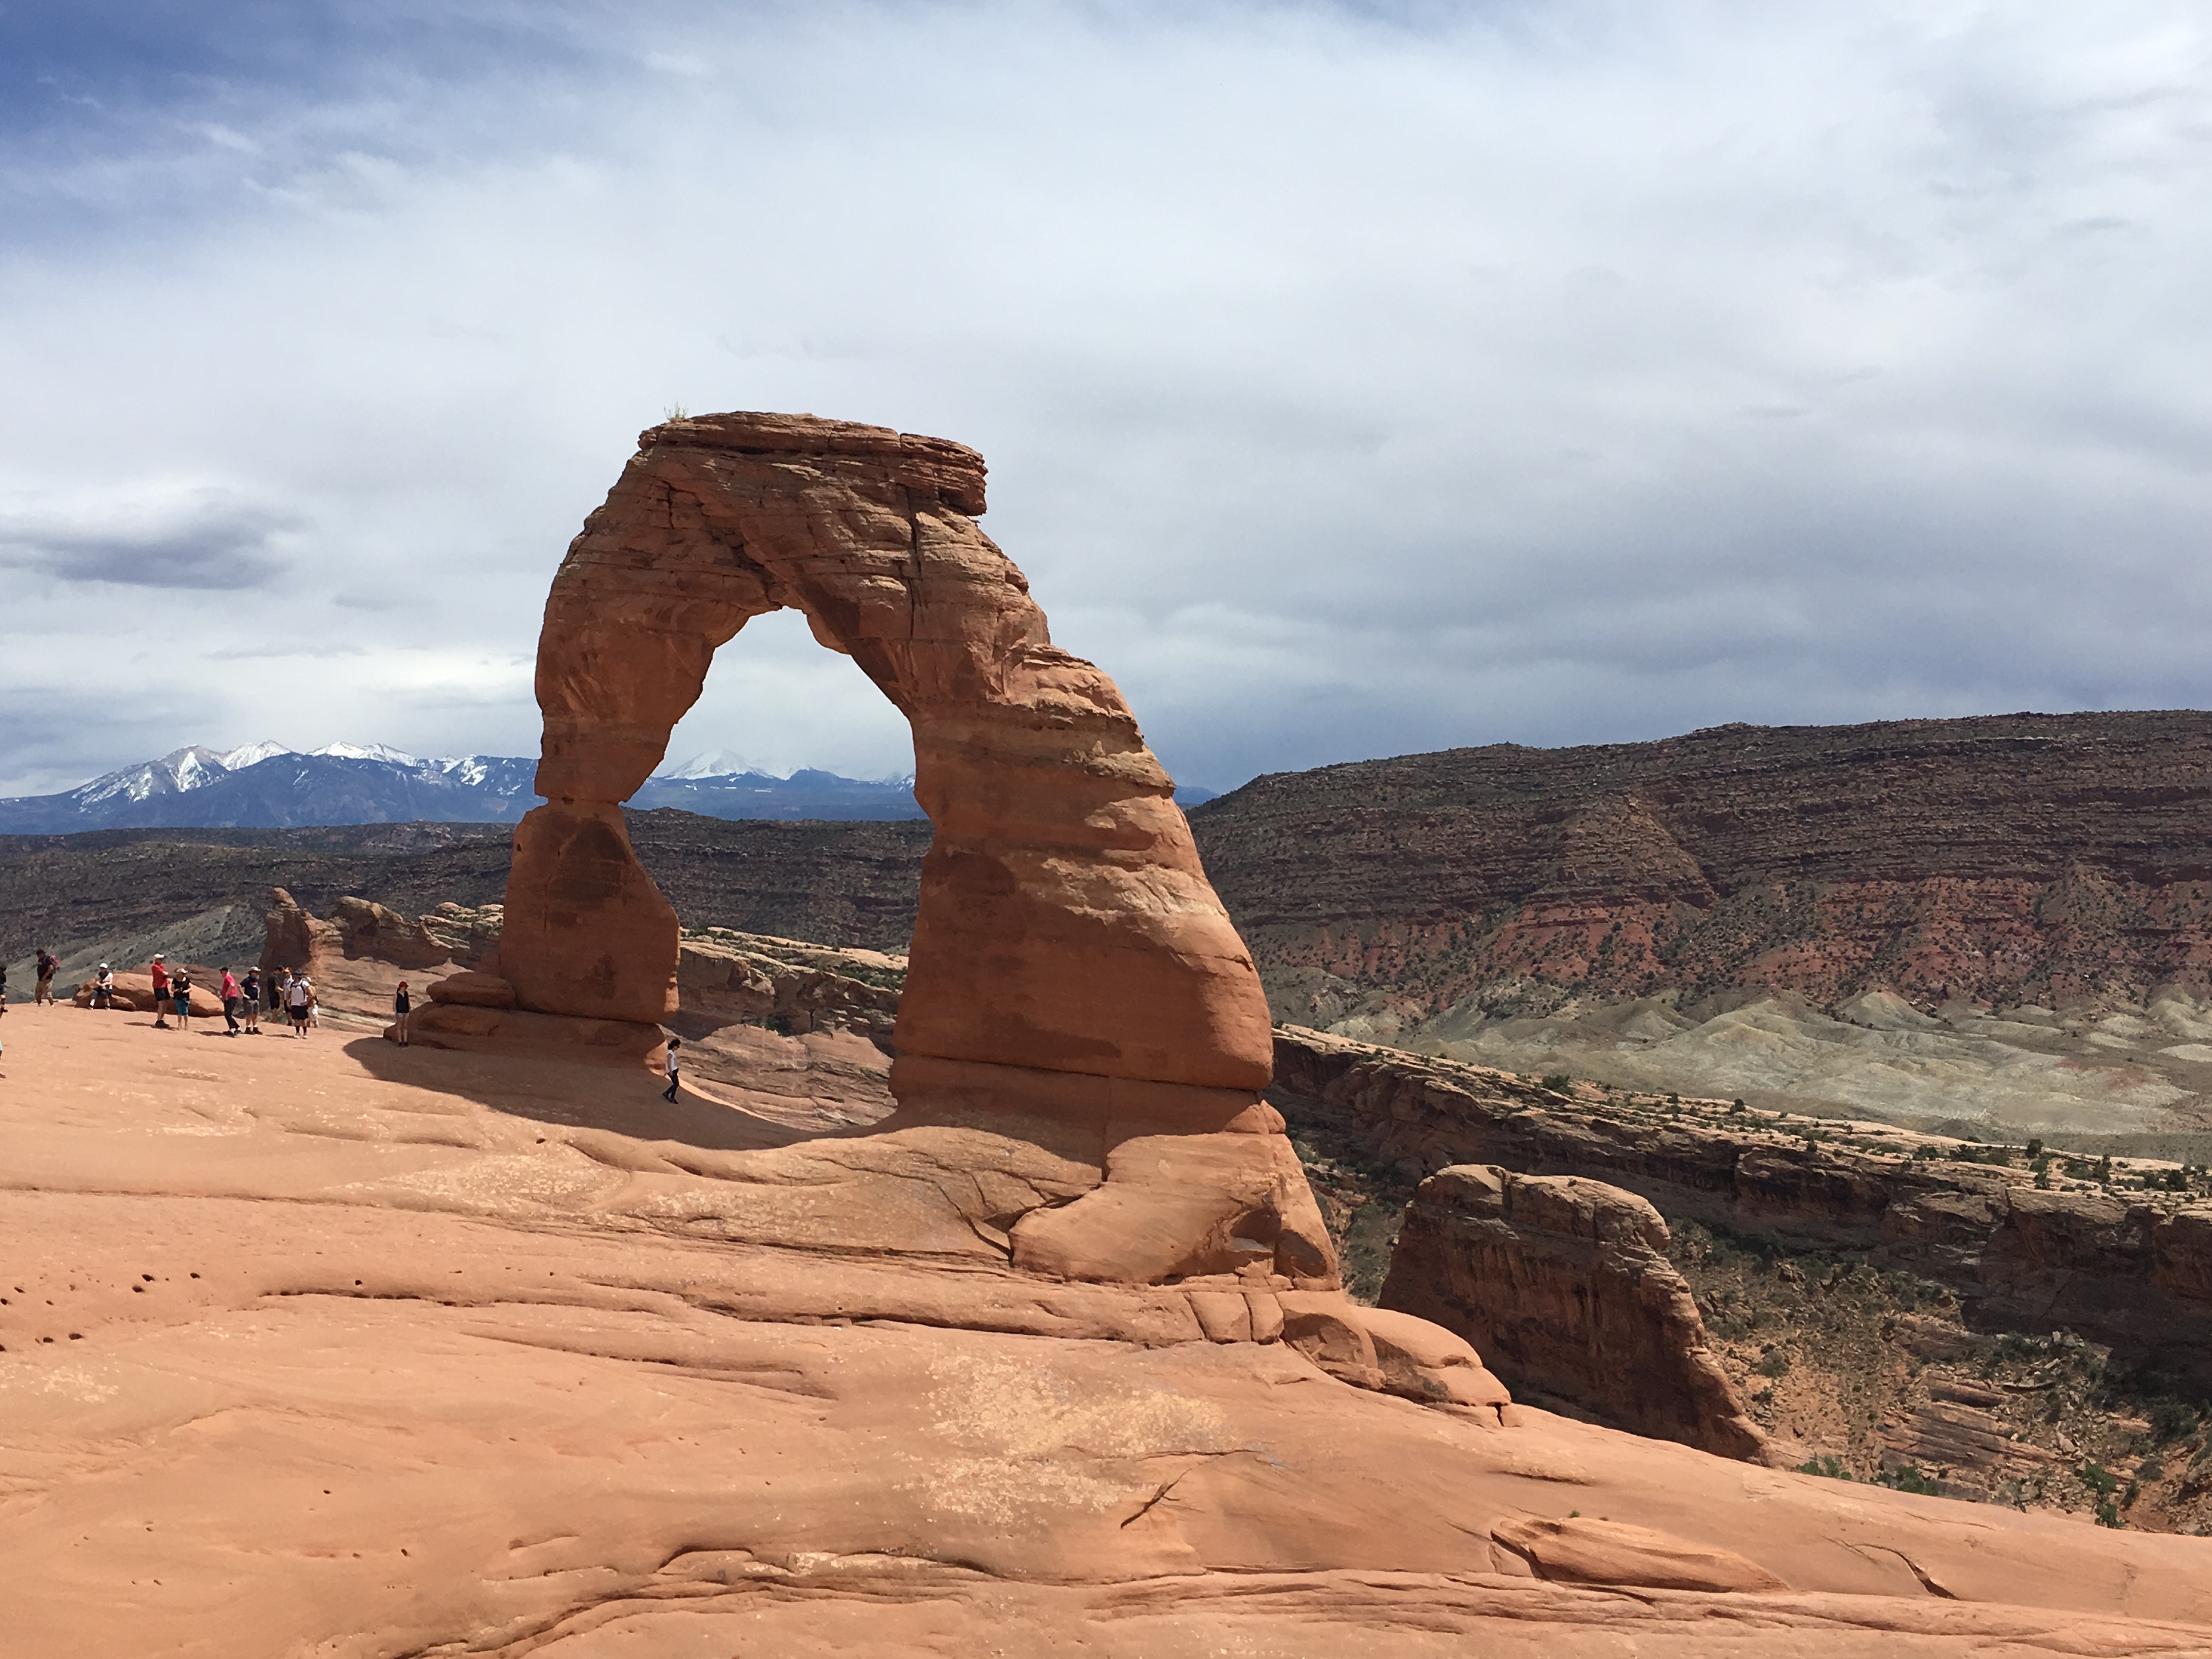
[1380,1164,1769,1461]
[1188,711,2212,1027]
[498,412,1346,1300]
[1274,1025,2212,1386]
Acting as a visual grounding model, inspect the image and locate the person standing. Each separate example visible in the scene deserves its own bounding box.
[661,1035,682,1102]
[286,972,313,1036]
[172,968,194,1031]
[219,969,242,1036]
[392,980,411,1046]
[34,948,57,1006]
[240,968,261,1033]
[149,954,171,1029]
[93,963,114,1009]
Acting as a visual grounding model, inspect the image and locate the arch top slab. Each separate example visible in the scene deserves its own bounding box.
[504,411,1277,1099]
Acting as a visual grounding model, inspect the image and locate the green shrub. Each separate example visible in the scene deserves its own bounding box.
[1542,1073,1573,1094]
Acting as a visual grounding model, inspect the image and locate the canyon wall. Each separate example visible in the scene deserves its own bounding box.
[1273,1026,2212,1386]
[1190,713,2212,1025]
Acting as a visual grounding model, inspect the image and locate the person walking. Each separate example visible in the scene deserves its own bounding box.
[150,954,171,1029]
[93,963,114,1009]
[661,1035,682,1102]
[219,969,242,1036]
[34,948,57,1006]
[392,981,411,1046]
[286,971,313,1037]
[172,968,194,1031]
[240,968,261,1033]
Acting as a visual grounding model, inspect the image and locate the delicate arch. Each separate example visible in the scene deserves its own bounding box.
[501,411,1274,1100]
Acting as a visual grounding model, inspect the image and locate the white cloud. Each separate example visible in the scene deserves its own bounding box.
[0,1,2208,795]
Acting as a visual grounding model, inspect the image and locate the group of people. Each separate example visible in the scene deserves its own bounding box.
[140,954,320,1037]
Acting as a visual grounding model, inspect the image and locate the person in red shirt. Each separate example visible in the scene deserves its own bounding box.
[149,955,171,1029]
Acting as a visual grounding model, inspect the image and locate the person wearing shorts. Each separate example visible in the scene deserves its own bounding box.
[392,981,411,1046]
[34,949,57,1006]
[150,955,171,1029]
[286,973,313,1036]
[240,969,261,1032]
[172,969,193,1031]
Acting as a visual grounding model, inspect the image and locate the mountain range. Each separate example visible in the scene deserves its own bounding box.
[0,743,929,831]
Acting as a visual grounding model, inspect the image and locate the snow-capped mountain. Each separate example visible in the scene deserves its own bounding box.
[0,743,927,831]
[0,742,1204,833]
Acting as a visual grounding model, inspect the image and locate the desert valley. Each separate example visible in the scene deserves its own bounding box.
[3,414,2210,1656]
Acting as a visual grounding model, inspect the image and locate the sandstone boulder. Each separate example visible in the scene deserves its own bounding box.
[71,972,224,1018]
[425,971,517,1009]
[1380,1163,1769,1461]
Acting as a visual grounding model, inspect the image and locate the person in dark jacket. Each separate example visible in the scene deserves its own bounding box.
[393,981,411,1046]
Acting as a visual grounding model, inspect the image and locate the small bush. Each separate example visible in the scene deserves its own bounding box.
[1542,1073,1573,1094]
[1756,1350,1792,1379]
[2148,1399,2199,1444]
[2080,1462,2119,1497]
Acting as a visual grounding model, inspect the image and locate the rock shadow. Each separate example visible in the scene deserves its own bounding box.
[341,1035,821,1154]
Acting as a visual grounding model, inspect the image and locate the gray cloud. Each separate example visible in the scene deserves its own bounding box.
[0,495,300,589]
[1,2,2209,795]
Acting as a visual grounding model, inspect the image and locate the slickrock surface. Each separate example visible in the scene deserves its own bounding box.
[1189,713,2212,1060]
[1381,1164,1770,1462]
[6,1008,2212,1655]
[1272,1026,2212,1387]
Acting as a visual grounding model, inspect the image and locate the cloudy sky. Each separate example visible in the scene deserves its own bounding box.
[2,2,2208,797]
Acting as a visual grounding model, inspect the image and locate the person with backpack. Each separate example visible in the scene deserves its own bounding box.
[150,954,171,1029]
[662,1035,682,1102]
[240,968,261,1033]
[172,968,194,1031]
[286,972,313,1036]
[34,948,57,1006]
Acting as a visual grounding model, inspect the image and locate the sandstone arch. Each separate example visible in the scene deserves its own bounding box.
[504,412,1327,1284]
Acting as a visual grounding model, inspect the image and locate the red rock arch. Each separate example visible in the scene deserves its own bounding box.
[503,411,1274,1104]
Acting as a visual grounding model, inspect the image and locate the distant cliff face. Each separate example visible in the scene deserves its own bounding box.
[1188,712,2212,1025]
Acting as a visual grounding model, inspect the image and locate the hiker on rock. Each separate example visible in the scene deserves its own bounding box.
[172,968,194,1031]
[220,969,242,1037]
[34,947,57,1006]
[240,968,261,1034]
[662,1035,682,1102]
[150,955,171,1029]
[392,981,411,1046]
[285,971,313,1037]
[93,963,114,1009]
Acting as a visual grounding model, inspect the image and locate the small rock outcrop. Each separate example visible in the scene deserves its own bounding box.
[1381,1164,1768,1461]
